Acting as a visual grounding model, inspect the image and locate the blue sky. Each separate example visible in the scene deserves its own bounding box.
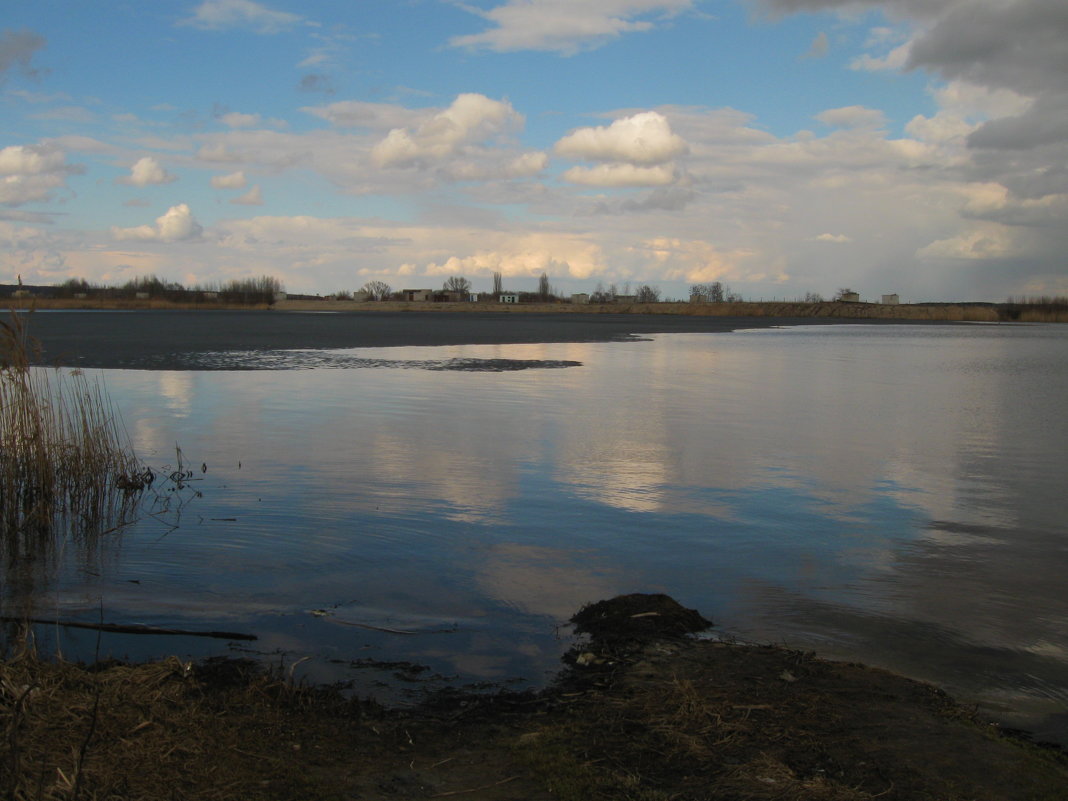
[2,0,1066,300]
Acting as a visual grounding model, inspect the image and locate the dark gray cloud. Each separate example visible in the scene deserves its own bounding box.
[0,28,46,81]
[967,97,1068,151]
[906,0,1068,96]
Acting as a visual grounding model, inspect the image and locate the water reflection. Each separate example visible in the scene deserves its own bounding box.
[3,325,1066,742]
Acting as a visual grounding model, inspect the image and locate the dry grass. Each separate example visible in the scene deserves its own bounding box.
[0,312,148,544]
[0,298,269,311]
[0,647,357,801]
[274,298,1016,322]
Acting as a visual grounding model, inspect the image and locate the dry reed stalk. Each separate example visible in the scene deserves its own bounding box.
[1,312,149,549]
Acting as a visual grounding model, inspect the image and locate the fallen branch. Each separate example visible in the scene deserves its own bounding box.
[0,616,257,641]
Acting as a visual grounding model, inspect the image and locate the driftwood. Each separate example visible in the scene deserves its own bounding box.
[1,616,257,641]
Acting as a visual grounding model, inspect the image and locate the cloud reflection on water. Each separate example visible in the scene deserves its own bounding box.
[8,325,1067,740]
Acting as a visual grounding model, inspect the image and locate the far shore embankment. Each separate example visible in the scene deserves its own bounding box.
[275,297,1036,321]
[14,305,984,371]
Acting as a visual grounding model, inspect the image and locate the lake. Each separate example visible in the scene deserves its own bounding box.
[3,320,1067,743]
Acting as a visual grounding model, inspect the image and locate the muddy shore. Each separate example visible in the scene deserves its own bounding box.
[3,595,1066,800]
[18,308,932,370]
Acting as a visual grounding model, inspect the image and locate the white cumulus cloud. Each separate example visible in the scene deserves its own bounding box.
[112,204,203,243]
[120,156,176,187]
[371,94,523,168]
[0,144,77,206]
[554,111,688,165]
[815,233,852,243]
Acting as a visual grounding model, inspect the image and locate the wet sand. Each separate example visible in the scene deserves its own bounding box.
[20,309,856,370]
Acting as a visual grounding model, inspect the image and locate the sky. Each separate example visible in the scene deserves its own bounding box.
[2,0,1066,302]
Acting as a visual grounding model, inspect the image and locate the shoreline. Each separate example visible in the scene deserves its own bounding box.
[3,595,1066,800]
[16,306,984,371]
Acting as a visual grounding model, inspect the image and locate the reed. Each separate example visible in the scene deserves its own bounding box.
[0,312,149,546]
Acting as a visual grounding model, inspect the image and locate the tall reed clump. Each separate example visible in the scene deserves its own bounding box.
[0,312,150,546]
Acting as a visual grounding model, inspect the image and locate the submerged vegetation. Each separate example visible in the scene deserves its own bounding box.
[0,312,149,548]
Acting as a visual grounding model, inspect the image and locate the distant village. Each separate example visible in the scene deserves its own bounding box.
[13,272,1064,313]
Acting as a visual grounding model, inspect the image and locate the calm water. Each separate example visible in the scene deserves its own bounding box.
[4,323,1067,741]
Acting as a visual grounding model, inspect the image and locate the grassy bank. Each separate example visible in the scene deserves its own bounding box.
[3,596,1066,801]
[274,298,1066,322]
[6,296,1067,321]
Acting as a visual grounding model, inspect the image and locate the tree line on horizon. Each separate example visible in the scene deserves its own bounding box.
[8,273,1065,310]
[10,275,285,306]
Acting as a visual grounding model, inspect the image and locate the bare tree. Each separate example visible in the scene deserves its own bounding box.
[537,272,552,301]
[492,271,503,295]
[444,276,472,295]
[803,291,824,303]
[635,284,661,303]
[361,280,392,301]
[690,282,727,303]
[590,281,611,303]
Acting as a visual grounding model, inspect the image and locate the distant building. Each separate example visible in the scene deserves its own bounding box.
[352,290,371,302]
[571,293,590,304]
[499,293,519,304]
[273,292,287,302]
[615,294,637,304]
[202,291,219,300]
[135,292,150,300]
[881,293,900,305]
[401,289,434,302]
[12,289,32,299]
[839,291,861,303]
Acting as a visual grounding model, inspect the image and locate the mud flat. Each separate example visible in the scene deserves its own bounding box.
[3,595,1066,800]
[16,308,891,370]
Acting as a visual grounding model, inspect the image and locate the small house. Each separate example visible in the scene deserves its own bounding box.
[499,293,519,304]
[571,293,590,304]
[839,291,860,303]
[401,289,434,302]
[881,293,900,305]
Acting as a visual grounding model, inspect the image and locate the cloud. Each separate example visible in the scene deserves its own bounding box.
[180,0,302,34]
[636,237,757,283]
[112,204,203,242]
[816,106,886,129]
[371,94,523,169]
[916,226,1013,260]
[851,42,910,72]
[554,111,688,165]
[231,185,263,205]
[803,31,829,59]
[211,170,247,189]
[563,163,677,187]
[0,28,46,81]
[0,144,66,175]
[298,74,335,95]
[118,156,177,187]
[450,0,696,54]
[303,100,425,131]
[815,233,852,243]
[0,143,78,206]
[220,111,261,128]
